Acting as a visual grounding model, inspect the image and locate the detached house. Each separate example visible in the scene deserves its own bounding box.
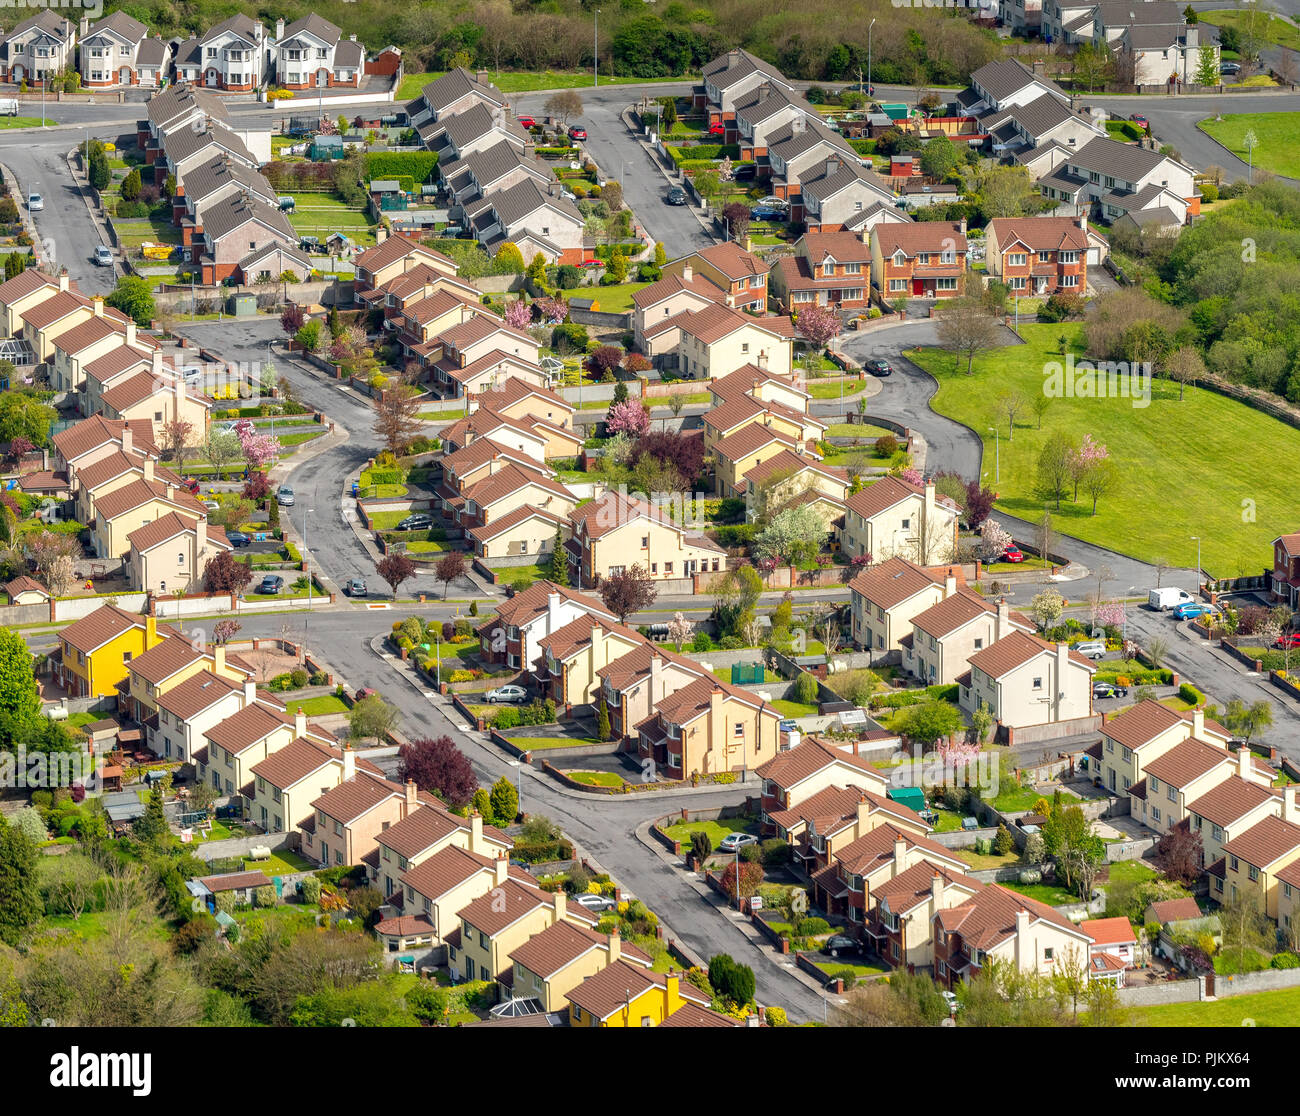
[963,58,1070,115]
[769,229,872,312]
[636,676,782,779]
[568,964,713,1028]
[710,423,801,500]
[1036,135,1198,226]
[274,14,363,89]
[423,100,530,163]
[645,304,792,382]
[872,860,984,970]
[250,736,381,834]
[125,509,231,595]
[79,12,166,88]
[1,11,75,85]
[306,770,442,869]
[870,222,968,301]
[983,93,1105,160]
[959,630,1097,734]
[840,477,960,565]
[468,378,578,458]
[451,882,596,989]
[568,490,725,586]
[849,558,957,659]
[985,215,1090,295]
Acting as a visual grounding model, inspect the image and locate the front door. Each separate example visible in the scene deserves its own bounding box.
[316,67,329,88]
[911,276,923,296]
[119,65,130,85]
[205,68,218,86]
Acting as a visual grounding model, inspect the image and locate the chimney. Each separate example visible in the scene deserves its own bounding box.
[92,297,104,318]
[476,69,489,84]
[404,778,418,813]
[58,270,70,292]
[791,115,805,135]
[79,17,89,39]
[146,615,157,643]
[892,835,907,877]
[944,567,957,597]
[649,652,663,699]
[665,971,681,1009]
[1192,708,1205,740]
[709,684,725,739]
[121,425,133,455]
[590,622,605,666]
[294,705,307,739]
[1014,907,1030,967]
[275,17,285,39]
[1055,642,1069,699]
[743,236,752,253]
[552,890,566,923]
[855,792,871,832]
[547,590,562,631]
[931,871,944,909]
[825,155,839,176]
[125,319,136,347]
[151,348,164,376]
[342,746,356,781]
[682,263,693,282]
[1238,744,1252,781]
[995,596,1010,640]
[165,482,176,501]
[349,33,357,42]
[959,217,967,236]
[1076,213,1088,234]
[143,457,155,483]
[494,854,508,884]
[471,811,484,851]
[726,48,740,70]
[213,644,225,675]
[173,375,185,416]
[607,929,621,963]
[243,678,256,704]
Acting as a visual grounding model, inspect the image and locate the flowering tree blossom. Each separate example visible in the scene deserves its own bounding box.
[605,399,650,438]
[898,466,924,487]
[239,427,282,469]
[1068,434,1109,501]
[849,553,873,569]
[667,611,693,650]
[794,304,840,368]
[1094,599,1126,630]
[504,298,532,331]
[534,296,568,324]
[979,518,1013,562]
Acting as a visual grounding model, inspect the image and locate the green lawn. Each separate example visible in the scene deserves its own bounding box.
[399,69,683,100]
[565,769,625,787]
[660,816,758,848]
[771,699,819,718]
[712,666,781,684]
[287,192,377,244]
[912,323,1300,576]
[289,694,349,716]
[0,116,57,128]
[279,430,326,447]
[825,423,899,439]
[494,563,550,591]
[243,850,315,876]
[813,958,887,980]
[1105,859,1162,887]
[1214,946,1271,974]
[1001,879,1079,906]
[418,408,466,421]
[499,735,602,749]
[1199,111,1300,179]
[571,281,650,312]
[808,380,864,400]
[366,510,417,531]
[1132,985,1300,1027]
[646,392,712,408]
[953,847,1020,871]
[1203,10,1300,52]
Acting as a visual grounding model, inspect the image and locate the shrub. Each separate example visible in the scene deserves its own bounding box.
[760,838,791,866]
[793,671,819,704]
[874,433,898,458]
[555,264,581,289]
[1271,952,1300,969]
[691,631,715,652]
[290,668,309,688]
[766,1005,789,1027]
[739,843,762,863]
[1199,182,1219,203]
[253,885,277,908]
[992,823,1014,855]
[1018,868,1043,885]
[493,707,521,729]
[299,876,322,904]
[832,969,858,989]
[796,917,831,936]
[1178,682,1204,706]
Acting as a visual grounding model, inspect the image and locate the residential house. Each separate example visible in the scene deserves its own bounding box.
[595,643,713,742]
[21,291,133,365]
[79,12,166,88]
[5,577,49,606]
[1271,532,1300,609]
[872,860,984,970]
[126,637,251,725]
[370,807,511,899]
[125,509,231,594]
[567,964,712,1027]
[0,268,72,339]
[1079,916,1137,984]
[454,462,575,533]
[173,154,279,237]
[274,14,363,89]
[870,222,968,301]
[631,267,726,354]
[1116,23,1216,86]
[354,234,460,295]
[662,242,769,314]
[99,368,213,442]
[905,593,1033,686]
[1222,801,1300,917]
[407,67,509,131]
[422,100,530,162]
[50,311,155,395]
[1096,702,1232,799]
[1036,135,1198,225]
[152,672,249,764]
[467,379,580,459]
[75,450,179,528]
[756,734,891,819]
[840,477,960,565]
[425,314,545,398]
[465,178,585,266]
[849,558,957,660]
[982,93,1105,160]
[999,0,1044,35]
[709,364,810,411]
[89,469,213,564]
[175,14,271,91]
[963,59,1071,114]
[698,48,793,118]
[959,631,1096,733]
[702,376,824,458]
[1127,735,1245,835]
[934,883,1095,987]
[769,229,873,312]
[509,921,654,1012]
[306,769,442,869]
[536,614,644,708]
[1,11,76,85]
[155,122,262,194]
[1085,0,1188,46]
[52,414,158,498]
[644,303,793,382]
[764,116,861,204]
[984,215,1090,296]
[567,490,726,586]
[636,676,782,779]
[824,824,965,926]
[441,141,554,216]
[733,82,817,157]
[442,434,551,493]
[395,286,491,364]
[742,449,846,528]
[476,581,617,674]
[793,155,894,231]
[710,423,802,500]
[193,194,303,285]
[250,738,381,834]
[451,882,595,989]
[356,263,480,324]
[56,606,168,698]
[1188,775,1283,880]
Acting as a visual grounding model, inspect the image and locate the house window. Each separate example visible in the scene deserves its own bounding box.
[889,279,907,292]
[936,277,957,291]
[641,535,649,548]
[1167,785,1176,802]
[1151,807,1161,822]
[901,518,910,530]
[1008,253,1027,267]
[1009,276,1027,291]
[1249,865,1259,882]
[1032,677,1042,690]
[1061,275,1078,288]
[1044,947,1054,961]
[1149,776,1159,793]
[733,722,743,738]
[1212,824,1223,841]
[1230,856,1239,871]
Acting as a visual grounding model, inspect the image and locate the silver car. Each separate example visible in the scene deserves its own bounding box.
[1074,639,1107,660]
[27,193,42,212]
[485,685,528,704]
[276,485,295,506]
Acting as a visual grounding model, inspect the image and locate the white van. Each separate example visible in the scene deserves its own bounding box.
[1148,587,1194,611]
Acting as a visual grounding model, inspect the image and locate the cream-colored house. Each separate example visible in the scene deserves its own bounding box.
[873,860,983,970]
[354,234,460,294]
[456,462,576,532]
[442,436,553,493]
[250,737,377,833]
[702,384,825,457]
[1276,858,1300,943]
[307,772,442,869]
[960,632,1095,732]
[468,505,568,562]
[473,377,576,436]
[477,581,618,675]
[1096,702,1233,800]
[632,266,726,354]
[568,490,726,584]
[0,268,70,338]
[840,478,959,565]
[451,881,594,987]
[643,303,792,381]
[636,676,782,779]
[1189,775,1283,874]
[126,510,230,594]
[756,734,891,817]
[371,808,512,899]
[829,825,968,928]
[536,614,644,708]
[196,699,310,798]
[595,643,713,742]
[1130,737,1245,836]
[51,316,154,395]
[509,923,651,1012]
[661,241,769,314]
[905,593,1033,686]
[711,423,800,498]
[91,473,213,562]
[742,449,846,523]
[1222,802,1300,918]
[23,291,133,364]
[99,369,212,441]
[849,558,954,660]
[151,671,249,764]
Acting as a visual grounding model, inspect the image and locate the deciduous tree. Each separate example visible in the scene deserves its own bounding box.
[937,295,1000,375]
[435,551,466,599]
[376,553,417,599]
[349,694,398,745]
[398,736,477,808]
[599,563,657,622]
[205,551,254,594]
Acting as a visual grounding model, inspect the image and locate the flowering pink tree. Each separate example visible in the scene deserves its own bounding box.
[850,552,873,569]
[239,428,282,470]
[898,466,924,486]
[1068,434,1109,501]
[667,611,693,650]
[534,296,568,324]
[1094,599,1126,630]
[794,304,841,369]
[979,518,1013,562]
[606,399,650,438]
[504,298,532,331]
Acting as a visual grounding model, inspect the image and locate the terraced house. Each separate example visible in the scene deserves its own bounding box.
[595,643,712,742]
[307,768,443,869]
[368,807,511,900]
[903,593,1033,686]
[422,100,530,166]
[635,676,782,779]
[697,48,794,119]
[536,614,645,709]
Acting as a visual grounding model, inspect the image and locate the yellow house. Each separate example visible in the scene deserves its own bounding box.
[742,449,846,523]
[0,268,68,337]
[636,676,782,778]
[23,291,130,363]
[662,241,769,313]
[249,735,371,833]
[100,369,212,442]
[91,475,213,561]
[1189,775,1283,877]
[596,643,713,741]
[451,880,593,989]
[840,477,960,565]
[702,375,824,457]
[197,700,304,798]
[509,923,652,1011]
[1097,702,1233,799]
[56,605,169,698]
[50,315,153,394]
[371,807,512,898]
[475,378,578,443]
[849,558,954,659]
[1221,804,1300,918]
[567,962,712,1027]
[468,505,568,562]
[457,462,575,530]
[1276,858,1300,943]
[127,637,250,723]
[711,423,801,498]
[354,235,460,292]
[537,614,644,707]
[1129,737,1244,835]
[568,491,726,584]
[830,824,970,929]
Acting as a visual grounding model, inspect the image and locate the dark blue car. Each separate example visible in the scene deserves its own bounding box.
[227,531,251,548]
[751,205,786,221]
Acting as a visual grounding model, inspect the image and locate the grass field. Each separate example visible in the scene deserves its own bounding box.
[565,769,625,787]
[912,323,1300,576]
[288,192,377,245]
[1132,984,1300,1026]
[494,563,550,591]
[772,699,819,718]
[825,423,898,439]
[571,281,650,312]
[1199,111,1300,179]
[660,816,758,848]
[290,694,349,716]
[398,69,681,100]
[808,381,865,400]
[1,116,58,129]
[1203,10,1300,51]
[501,735,601,750]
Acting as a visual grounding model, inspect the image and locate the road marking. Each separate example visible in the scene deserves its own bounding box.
[366,602,390,609]
[422,691,437,699]
[456,724,470,732]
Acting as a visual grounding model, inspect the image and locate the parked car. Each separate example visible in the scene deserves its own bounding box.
[276,485,294,506]
[181,477,200,494]
[1221,60,1242,75]
[665,185,688,206]
[575,894,618,912]
[1274,633,1300,649]
[1173,601,1219,620]
[821,934,859,958]
[717,833,758,853]
[864,358,893,377]
[93,245,114,267]
[751,205,786,221]
[517,115,536,129]
[345,577,367,598]
[1148,587,1194,611]
[397,513,433,531]
[733,162,757,181]
[1073,638,1107,660]
[26,193,42,212]
[485,684,528,704]
[1131,113,1148,128]
[227,531,251,548]
[258,575,285,594]
[1001,545,1024,563]
[1093,681,1128,700]
[708,121,726,136]
[568,125,588,140]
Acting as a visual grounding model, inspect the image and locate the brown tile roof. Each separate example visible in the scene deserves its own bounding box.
[912,588,1009,639]
[355,235,456,278]
[5,575,48,598]
[754,735,887,792]
[648,675,780,730]
[52,414,132,464]
[1080,916,1136,947]
[536,613,643,662]
[76,449,147,492]
[315,771,438,825]
[631,269,727,311]
[1273,858,1300,891]
[1101,700,1188,751]
[712,421,798,464]
[20,290,91,331]
[18,470,68,493]
[373,913,436,937]
[987,216,1089,254]
[155,669,241,720]
[967,629,1096,679]
[566,960,710,1021]
[457,877,555,937]
[833,821,962,876]
[94,477,207,522]
[872,221,969,259]
[444,431,546,478]
[938,883,1089,952]
[844,474,926,521]
[378,804,464,860]
[204,699,291,754]
[688,242,767,280]
[1222,814,1300,870]
[467,503,566,544]
[1142,737,1233,789]
[462,461,572,511]
[0,268,56,304]
[509,919,649,980]
[473,376,572,415]
[130,634,210,686]
[848,556,947,611]
[59,602,148,654]
[1147,897,1202,923]
[873,858,980,915]
[594,642,711,691]
[801,230,873,263]
[249,735,347,790]
[711,365,806,402]
[401,843,529,901]
[484,579,614,631]
[767,784,864,833]
[127,510,201,553]
[656,1000,742,1028]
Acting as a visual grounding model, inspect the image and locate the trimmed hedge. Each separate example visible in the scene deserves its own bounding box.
[666,143,740,164]
[510,839,574,864]
[1178,682,1205,706]
[365,151,438,183]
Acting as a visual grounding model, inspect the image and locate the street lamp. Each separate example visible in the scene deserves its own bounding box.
[868,19,876,99]
[304,507,314,654]
[987,425,999,484]
[1190,535,1201,596]
[593,9,600,88]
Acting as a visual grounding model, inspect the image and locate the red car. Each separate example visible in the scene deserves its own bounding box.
[1132,113,1148,129]
[1275,633,1300,649]
[182,477,200,494]
[708,121,726,136]
[1001,546,1024,563]
[568,125,588,141]
[517,115,536,129]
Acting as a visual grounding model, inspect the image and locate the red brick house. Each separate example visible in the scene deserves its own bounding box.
[984,215,1088,297]
[1272,533,1300,608]
[768,230,872,312]
[870,221,968,301]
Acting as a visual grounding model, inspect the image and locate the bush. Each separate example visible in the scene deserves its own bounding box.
[707,953,756,1006]
[740,843,762,863]
[1199,182,1219,203]
[1018,868,1043,885]
[254,885,277,908]
[290,668,309,688]
[690,631,715,652]
[766,1005,789,1027]
[875,433,898,458]
[796,916,831,936]
[299,876,322,904]
[555,264,581,289]
[1178,682,1205,706]
[793,671,819,704]
[992,823,1014,855]
[1271,952,1300,969]
[760,838,791,867]
[832,969,858,989]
